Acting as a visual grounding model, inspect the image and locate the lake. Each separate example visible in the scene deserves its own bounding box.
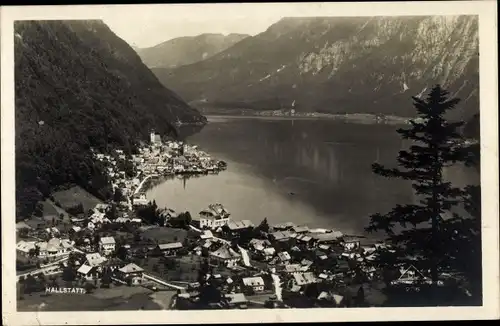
[146,116,479,238]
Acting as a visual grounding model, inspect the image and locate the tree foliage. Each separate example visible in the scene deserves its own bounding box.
[167,211,193,229]
[136,201,162,225]
[255,217,270,233]
[366,85,480,289]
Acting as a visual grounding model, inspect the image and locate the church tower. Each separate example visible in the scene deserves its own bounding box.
[150,130,156,144]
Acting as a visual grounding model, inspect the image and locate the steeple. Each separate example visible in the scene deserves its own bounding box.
[150,129,156,144]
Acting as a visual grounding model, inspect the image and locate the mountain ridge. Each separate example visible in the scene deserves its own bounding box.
[136,33,250,68]
[153,16,479,119]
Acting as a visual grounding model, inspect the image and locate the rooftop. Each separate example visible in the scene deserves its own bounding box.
[284,264,302,273]
[77,264,93,275]
[227,220,254,230]
[118,263,144,274]
[271,231,294,241]
[99,236,116,245]
[16,240,36,252]
[292,272,317,286]
[200,230,214,239]
[86,253,107,267]
[210,245,241,260]
[242,276,265,287]
[278,251,291,261]
[158,242,183,250]
[310,231,343,242]
[292,226,309,233]
[225,293,248,304]
[273,222,296,230]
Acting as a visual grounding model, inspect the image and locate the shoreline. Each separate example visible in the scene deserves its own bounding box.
[143,172,377,241]
[200,112,411,125]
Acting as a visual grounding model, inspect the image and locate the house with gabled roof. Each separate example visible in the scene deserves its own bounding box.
[99,236,116,256]
[249,238,271,252]
[292,226,309,234]
[115,263,144,285]
[200,230,214,240]
[283,264,303,273]
[270,231,291,242]
[390,264,433,286]
[289,272,318,288]
[209,245,241,267]
[157,242,183,256]
[242,276,265,293]
[77,264,99,280]
[342,236,361,251]
[34,238,74,259]
[102,257,126,272]
[199,203,231,229]
[227,220,254,233]
[16,240,37,256]
[273,222,295,231]
[85,252,107,267]
[277,251,291,263]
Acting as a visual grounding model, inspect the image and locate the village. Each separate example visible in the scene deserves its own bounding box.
[15,131,454,310]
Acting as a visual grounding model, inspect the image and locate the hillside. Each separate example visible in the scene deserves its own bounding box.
[154,16,479,119]
[136,33,249,68]
[15,20,205,217]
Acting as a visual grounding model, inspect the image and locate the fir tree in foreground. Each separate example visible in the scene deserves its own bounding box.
[366,85,481,300]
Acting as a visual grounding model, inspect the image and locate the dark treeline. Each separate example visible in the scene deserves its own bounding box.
[15,20,206,218]
[366,85,482,305]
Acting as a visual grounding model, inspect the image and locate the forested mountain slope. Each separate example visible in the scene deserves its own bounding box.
[15,20,205,217]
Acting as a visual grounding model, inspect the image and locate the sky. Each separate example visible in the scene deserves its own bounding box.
[100,3,329,48]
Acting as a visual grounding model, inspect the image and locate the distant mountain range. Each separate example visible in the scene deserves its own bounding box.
[15,20,204,216]
[152,16,479,120]
[136,33,249,68]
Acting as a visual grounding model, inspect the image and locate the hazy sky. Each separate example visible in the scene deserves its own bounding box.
[100,3,331,48]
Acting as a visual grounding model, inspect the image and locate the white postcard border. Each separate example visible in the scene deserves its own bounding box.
[2,1,498,325]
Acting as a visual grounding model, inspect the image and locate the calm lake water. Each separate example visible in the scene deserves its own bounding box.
[147,116,479,238]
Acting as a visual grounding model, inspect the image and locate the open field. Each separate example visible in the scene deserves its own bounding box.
[138,255,200,283]
[41,200,60,218]
[140,226,188,244]
[17,285,161,311]
[91,284,152,299]
[52,186,103,212]
[41,200,74,228]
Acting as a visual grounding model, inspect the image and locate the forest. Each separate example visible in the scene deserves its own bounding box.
[14,20,205,218]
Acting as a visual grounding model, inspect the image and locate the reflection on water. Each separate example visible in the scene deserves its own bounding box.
[149,117,479,237]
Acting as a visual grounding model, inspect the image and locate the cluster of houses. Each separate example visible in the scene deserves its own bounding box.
[17,238,75,260]
[74,252,145,286]
[16,212,151,286]
[16,188,437,308]
[164,202,405,308]
[92,133,227,211]
[15,135,231,295]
